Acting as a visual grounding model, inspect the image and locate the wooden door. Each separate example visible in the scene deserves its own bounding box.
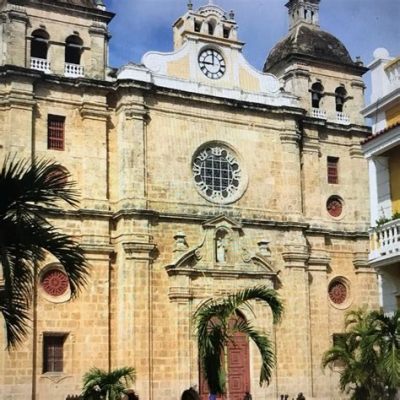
[199,314,250,400]
[227,329,250,400]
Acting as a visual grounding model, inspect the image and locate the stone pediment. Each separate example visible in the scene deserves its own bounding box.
[165,215,279,282]
[202,214,242,230]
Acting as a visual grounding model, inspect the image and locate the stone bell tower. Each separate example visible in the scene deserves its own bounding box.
[264,0,367,126]
[0,0,114,79]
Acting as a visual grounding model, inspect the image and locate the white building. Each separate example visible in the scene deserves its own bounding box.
[362,48,400,314]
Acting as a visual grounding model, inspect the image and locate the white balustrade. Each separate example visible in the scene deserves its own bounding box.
[30,57,51,73]
[311,108,327,119]
[336,112,350,125]
[373,219,400,261]
[64,63,84,78]
[386,60,400,86]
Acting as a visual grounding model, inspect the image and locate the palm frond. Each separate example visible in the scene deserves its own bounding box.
[81,367,136,400]
[0,155,88,348]
[234,319,275,386]
[194,286,283,395]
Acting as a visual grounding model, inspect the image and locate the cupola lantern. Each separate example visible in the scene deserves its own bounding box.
[286,0,320,31]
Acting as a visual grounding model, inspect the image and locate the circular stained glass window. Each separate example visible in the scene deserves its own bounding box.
[41,269,69,297]
[327,196,343,217]
[192,144,246,204]
[328,280,348,305]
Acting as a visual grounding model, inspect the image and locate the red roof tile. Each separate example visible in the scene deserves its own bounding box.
[362,121,400,145]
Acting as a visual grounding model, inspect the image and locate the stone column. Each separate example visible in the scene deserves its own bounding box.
[89,22,109,80]
[6,78,35,157]
[79,98,109,210]
[277,244,312,397]
[354,248,379,309]
[6,6,28,67]
[279,122,303,218]
[308,250,331,399]
[115,239,156,400]
[114,95,147,209]
[168,279,193,398]
[301,125,322,221]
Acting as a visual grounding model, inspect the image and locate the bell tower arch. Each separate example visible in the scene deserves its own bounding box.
[0,0,114,79]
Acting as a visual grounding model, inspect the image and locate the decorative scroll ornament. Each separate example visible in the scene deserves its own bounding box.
[42,269,69,297]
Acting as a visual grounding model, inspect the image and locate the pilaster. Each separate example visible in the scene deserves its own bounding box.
[5,5,29,67]
[277,245,312,398]
[301,125,322,220]
[113,238,156,400]
[79,99,109,211]
[113,95,148,209]
[89,22,109,80]
[279,121,302,217]
[307,250,331,398]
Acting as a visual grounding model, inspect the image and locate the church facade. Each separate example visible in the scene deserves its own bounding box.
[0,1,379,399]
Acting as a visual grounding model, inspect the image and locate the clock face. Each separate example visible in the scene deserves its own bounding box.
[198,49,226,79]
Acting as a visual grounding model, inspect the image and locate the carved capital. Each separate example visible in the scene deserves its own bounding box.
[280,131,301,146]
[308,250,331,271]
[80,104,109,121]
[282,245,309,268]
[8,6,28,23]
[353,251,369,269]
[168,287,192,302]
[123,242,156,260]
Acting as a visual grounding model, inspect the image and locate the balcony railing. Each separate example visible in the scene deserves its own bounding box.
[370,219,400,264]
[386,60,400,86]
[30,57,51,73]
[311,108,327,119]
[64,63,84,78]
[336,112,350,125]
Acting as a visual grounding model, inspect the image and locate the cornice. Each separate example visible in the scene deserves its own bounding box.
[7,0,114,22]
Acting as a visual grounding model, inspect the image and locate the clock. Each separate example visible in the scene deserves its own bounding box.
[198,49,226,79]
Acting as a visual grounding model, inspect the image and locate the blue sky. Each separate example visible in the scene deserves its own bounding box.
[104,0,400,101]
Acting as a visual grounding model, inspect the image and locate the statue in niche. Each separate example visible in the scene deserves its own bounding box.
[216,229,229,263]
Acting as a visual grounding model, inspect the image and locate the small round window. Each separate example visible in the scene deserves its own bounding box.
[41,269,69,297]
[328,277,352,310]
[192,143,247,204]
[327,196,343,218]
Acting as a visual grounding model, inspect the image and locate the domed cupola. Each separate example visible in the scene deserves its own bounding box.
[264,0,364,75]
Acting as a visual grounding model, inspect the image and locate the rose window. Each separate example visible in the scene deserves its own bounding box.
[192,144,246,204]
[328,280,347,305]
[41,269,69,296]
[327,196,343,217]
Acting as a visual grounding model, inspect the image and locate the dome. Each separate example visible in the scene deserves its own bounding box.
[264,25,358,73]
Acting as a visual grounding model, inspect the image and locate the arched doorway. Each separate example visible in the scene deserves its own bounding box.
[199,313,250,400]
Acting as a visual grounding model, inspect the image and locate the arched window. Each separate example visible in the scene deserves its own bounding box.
[65,35,83,65]
[335,87,347,112]
[208,19,216,35]
[31,29,49,59]
[311,82,324,108]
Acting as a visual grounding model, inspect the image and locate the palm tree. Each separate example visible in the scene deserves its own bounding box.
[322,309,400,400]
[0,155,89,348]
[194,286,283,397]
[81,367,136,400]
